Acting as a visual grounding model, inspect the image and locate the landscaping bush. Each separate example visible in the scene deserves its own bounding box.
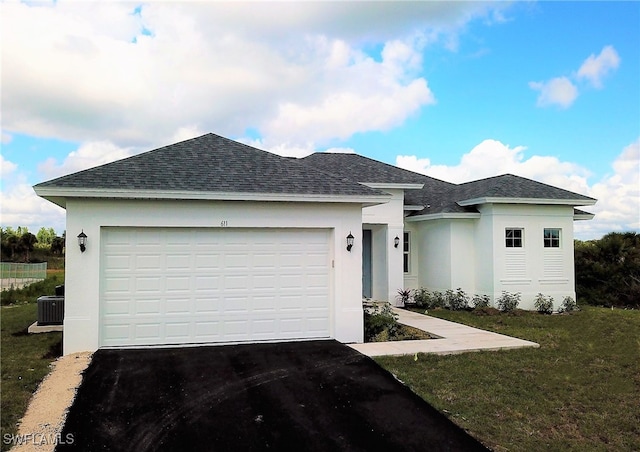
[413,289,446,309]
[447,288,469,311]
[558,296,579,313]
[430,291,446,309]
[364,303,400,342]
[396,288,412,306]
[413,288,429,308]
[533,293,554,314]
[472,294,491,309]
[496,291,520,312]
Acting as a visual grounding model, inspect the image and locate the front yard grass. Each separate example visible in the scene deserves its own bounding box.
[1,285,63,448]
[375,306,640,451]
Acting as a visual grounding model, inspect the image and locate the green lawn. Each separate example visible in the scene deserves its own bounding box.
[1,285,63,447]
[375,306,640,451]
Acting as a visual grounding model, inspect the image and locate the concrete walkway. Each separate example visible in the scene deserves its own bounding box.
[349,307,539,357]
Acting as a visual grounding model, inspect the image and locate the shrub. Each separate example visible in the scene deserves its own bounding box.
[364,303,399,341]
[534,293,554,314]
[472,294,491,309]
[396,288,412,306]
[430,291,446,309]
[413,288,429,308]
[559,296,579,313]
[413,289,448,309]
[496,291,521,312]
[448,288,470,311]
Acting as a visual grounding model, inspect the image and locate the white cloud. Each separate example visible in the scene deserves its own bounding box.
[529,45,620,108]
[529,77,579,109]
[1,154,18,177]
[1,132,12,144]
[1,177,66,234]
[1,1,504,150]
[37,141,134,180]
[577,45,621,88]
[397,138,640,239]
[398,139,589,192]
[237,138,316,159]
[578,138,640,237]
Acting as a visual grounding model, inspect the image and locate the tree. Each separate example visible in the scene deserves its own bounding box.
[18,232,38,262]
[51,236,65,255]
[575,232,640,308]
[36,227,57,246]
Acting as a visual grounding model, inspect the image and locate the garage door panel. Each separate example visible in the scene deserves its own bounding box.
[194,275,221,290]
[100,227,331,347]
[194,254,220,269]
[195,298,221,313]
[166,254,191,269]
[167,298,192,313]
[165,322,190,340]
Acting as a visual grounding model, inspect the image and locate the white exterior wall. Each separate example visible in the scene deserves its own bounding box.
[64,198,364,354]
[362,188,405,304]
[450,220,477,291]
[485,204,577,310]
[413,220,453,291]
[407,204,578,310]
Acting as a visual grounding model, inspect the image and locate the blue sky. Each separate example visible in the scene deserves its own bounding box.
[1,1,638,239]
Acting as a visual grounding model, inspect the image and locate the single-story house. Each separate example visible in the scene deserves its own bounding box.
[34,133,596,355]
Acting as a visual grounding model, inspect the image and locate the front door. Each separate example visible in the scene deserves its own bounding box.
[362,229,372,298]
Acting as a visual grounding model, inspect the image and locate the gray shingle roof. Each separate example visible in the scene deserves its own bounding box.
[300,153,595,216]
[34,133,383,198]
[409,174,596,216]
[301,152,454,193]
[35,134,596,214]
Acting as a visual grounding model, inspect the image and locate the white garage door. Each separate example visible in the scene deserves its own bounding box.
[100,227,331,347]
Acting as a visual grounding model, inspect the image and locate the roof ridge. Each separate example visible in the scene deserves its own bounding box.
[303,152,454,186]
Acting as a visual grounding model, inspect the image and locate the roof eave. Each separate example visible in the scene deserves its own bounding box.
[574,212,595,221]
[361,182,424,190]
[457,197,597,207]
[33,187,391,208]
[405,212,482,222]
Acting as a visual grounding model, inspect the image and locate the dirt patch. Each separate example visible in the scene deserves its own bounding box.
[11,352,92,452]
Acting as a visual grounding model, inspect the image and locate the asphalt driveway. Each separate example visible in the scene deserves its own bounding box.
[57,340,488,451]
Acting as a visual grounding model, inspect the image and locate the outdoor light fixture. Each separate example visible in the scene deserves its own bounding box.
[77,230,87,253]
[394,235,400,248]
[346,232,354,252]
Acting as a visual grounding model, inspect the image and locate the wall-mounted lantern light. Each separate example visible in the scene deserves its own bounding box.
[77,230,87,253]
[394,235,400,248]
[346,232,354,252]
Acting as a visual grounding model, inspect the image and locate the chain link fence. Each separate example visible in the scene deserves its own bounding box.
[0,262,48,291]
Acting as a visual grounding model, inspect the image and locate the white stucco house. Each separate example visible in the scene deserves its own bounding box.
[34,133,596,355]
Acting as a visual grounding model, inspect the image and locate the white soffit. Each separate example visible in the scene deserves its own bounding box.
[457,197,597,207]
[33,187,391,209]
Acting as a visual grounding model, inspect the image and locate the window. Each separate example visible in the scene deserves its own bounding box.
[505,228,523,248]
[544,228,561,248]
[403,232,410,273]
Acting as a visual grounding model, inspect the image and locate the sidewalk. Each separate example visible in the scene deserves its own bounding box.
[349,307,539,357]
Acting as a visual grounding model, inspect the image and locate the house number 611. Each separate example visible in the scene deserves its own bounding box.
[220,220,228,227]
